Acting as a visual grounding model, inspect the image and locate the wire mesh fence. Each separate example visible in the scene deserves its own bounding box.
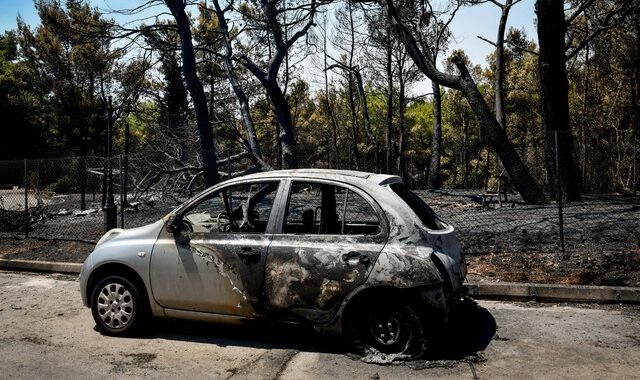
[0,155,638,259]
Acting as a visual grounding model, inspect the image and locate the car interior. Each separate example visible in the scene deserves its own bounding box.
[284,183,381,235]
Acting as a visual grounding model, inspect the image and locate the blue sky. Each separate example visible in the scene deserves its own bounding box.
[1,0,537,65]
[0,0,537,94]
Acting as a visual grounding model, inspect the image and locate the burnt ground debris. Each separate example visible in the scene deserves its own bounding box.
[1,190,639,286]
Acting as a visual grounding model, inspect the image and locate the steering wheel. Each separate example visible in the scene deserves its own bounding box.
[215,212,238,232]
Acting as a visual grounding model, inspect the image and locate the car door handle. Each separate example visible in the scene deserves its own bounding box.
[342,251,369,265]
[235,246,261,257]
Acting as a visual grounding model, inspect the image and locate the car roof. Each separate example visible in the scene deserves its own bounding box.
[235,169,403,186]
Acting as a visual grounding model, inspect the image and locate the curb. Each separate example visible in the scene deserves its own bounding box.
[1,259,639,304]
[0,259,82,275]
[466,282,640,304]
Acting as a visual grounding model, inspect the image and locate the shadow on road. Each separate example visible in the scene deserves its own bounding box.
[426,297,496,361]
[93,296,495,361]
[99,318,343,354]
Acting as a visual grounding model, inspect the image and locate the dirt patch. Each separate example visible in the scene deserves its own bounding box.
[0,238,93,262]
[466,249,640,286]
[20,336,51,346]
[103,352,159,374]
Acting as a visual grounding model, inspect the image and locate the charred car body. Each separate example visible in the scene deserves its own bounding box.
[80,169,466,356]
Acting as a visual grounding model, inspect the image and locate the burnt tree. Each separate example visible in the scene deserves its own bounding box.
[164,0,221,187]
[536,0,583,201]
[210,0,272,171]
[374,0,546,204]
[238,0,319,169]
[427,80,442,188]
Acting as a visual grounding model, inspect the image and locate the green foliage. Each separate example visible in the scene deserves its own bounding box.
[2,0,638,195]
[9,0,121,158]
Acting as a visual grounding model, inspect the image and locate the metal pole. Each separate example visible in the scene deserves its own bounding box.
[36,160,40,207]
[227,148,231,179]
[633,127,637,202]
[103,96,117,231]
[554,131,565,252]
[123,121,129,208]
[119,155,124,229]
[24,159,29,238]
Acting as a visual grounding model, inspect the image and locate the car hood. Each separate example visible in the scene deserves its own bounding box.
[94,219,166,250]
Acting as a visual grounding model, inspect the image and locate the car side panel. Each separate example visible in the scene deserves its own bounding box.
[149,229,270,317]
[265,235,386,322]
[80,220,164,309]
[365,244,443,288]
[264,179,389,323]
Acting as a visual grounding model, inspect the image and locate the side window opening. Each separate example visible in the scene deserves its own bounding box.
[389,183,444,230]
[182,182,278,234]
[284,182,380,235]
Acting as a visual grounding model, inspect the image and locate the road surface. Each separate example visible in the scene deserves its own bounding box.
[0,270,638,379]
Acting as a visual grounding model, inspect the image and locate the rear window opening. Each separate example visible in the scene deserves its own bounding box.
[389,184,445,230]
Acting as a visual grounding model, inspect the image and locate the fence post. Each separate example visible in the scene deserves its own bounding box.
[634,127,637,202]
[123,121,129,209]
[103,96,117,232]
[554,131,565,252]
[23,159,29,238]
[119,155,124,229]
[80,156,86,211]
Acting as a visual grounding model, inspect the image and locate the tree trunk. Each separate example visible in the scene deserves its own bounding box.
[428,81,442,188]
[381,0,545,204]
[353,69,377,172]
[495,0,512,131]
[165,0,220,187]
[633,10,640,195]
[266,82,298,169]
[462,114,469,188]
[322,16,340,168]
[348,73,360,170]
[396,68,407,181]
[536,0,583,201]
[212,0,271,171]
[385,30,393,174]
[453,55,546,204]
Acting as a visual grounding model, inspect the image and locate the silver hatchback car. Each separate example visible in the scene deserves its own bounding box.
[80,169,466,356]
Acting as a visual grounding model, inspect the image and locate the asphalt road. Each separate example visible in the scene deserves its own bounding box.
[0,270,639,379]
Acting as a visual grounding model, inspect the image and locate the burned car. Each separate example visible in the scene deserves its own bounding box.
[80,169,466,356]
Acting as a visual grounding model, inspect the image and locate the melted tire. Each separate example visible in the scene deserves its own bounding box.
[90,275,148,336]
[346,302,427,358]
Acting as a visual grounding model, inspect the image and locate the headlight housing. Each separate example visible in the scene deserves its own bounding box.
[95,228,124,247]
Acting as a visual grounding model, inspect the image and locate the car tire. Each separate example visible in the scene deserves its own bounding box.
[90,276,148,336]
[345,301,427,358]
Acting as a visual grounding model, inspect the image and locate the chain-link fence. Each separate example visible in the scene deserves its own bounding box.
[0,151,250,243]
[1,155,638,257]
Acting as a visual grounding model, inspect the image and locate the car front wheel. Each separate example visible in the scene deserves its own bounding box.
[91,276,146,335]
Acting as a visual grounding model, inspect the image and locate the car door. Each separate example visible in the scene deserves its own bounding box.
[149,180,281,317]
[264,180,388,323]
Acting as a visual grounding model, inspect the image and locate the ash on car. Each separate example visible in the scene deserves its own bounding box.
[80,169,466,357]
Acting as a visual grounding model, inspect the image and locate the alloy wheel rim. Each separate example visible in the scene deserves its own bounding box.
[97,282,134,329]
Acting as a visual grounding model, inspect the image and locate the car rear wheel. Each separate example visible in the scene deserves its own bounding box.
[345,301,427,358]
[91,276,147,336]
